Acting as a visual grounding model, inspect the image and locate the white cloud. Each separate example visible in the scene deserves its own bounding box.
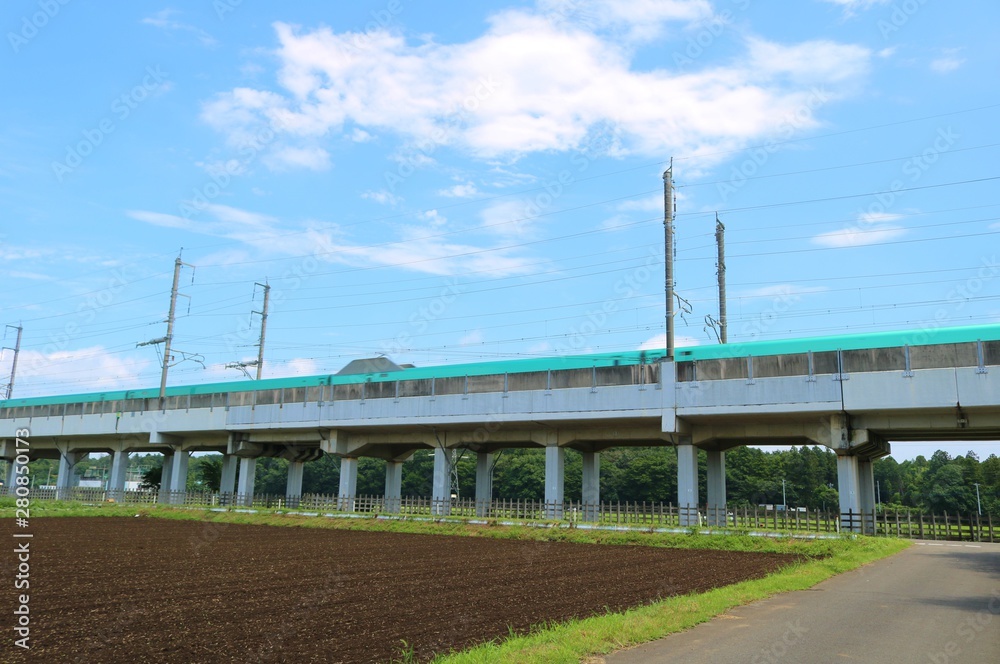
[126,209,196,230]
[200,5,870,167]
[599,214,632,231]
[142,9,217,47]
[479,199,537,239]
[739,284,828,299]
[539,0,713,41]
[127,205,328,259]
[264,145,331,171]
[820,0,891,16]
[812,223,906,248]
[437,182,481,198]
[459,329,485,346]
[418,209,447,227]
[13,346,151,395]
[5,270,55,281]
[128,203,535,277]
[930,49,965,74]
[350,128,373,143]
[638,333,700,351]
[617,195,662,212]
[361,189,402,206]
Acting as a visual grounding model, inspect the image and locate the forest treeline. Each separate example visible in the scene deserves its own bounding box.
[50,444,1000,515]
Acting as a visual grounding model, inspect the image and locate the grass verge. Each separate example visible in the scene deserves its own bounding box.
[4,501,909,663]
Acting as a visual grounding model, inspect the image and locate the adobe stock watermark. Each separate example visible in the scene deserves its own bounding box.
[927,589,1000,663]
[51,66,169,182]
[380,279,462,357]
[7,0,72,53]
[20,267,134,383]
[489,127,622,242]
[738,287,804,341]
[717,87,830,203]
[846,126,959,244]
[383,77,501,193]
[672,0,751,70]
[904,254,1000,346]
[179,113,288,219]
[878,0,930,39]
[751,619,808,663]
[551,243,662,355]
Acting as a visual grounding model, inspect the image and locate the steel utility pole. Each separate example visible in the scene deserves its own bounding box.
[139,255,194,404]
[159,257,183,401]
[226,282,271,380]
[3,324,22,399]
[255,282,269,380]
[716,214,727,344]
[663,161,675,361]
[974,482,981,515]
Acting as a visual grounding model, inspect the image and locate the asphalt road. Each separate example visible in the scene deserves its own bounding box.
[602,540,1000,664]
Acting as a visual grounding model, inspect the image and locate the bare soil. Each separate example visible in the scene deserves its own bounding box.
[1,517,798,663]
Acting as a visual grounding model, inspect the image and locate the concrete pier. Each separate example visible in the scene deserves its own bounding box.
[220,454,237,499]
[108,448,129,499]
[158,453,173,503]
[837,454,860,530]
[544,446,565,519]
[6,455,28,492]
[858,458,876,533]
[56,450,83,500]
[475,451,492,517]
[237,457,256,507]
[167,450,189,504]
[581,451,600,521]
[706,450,726,526]
[338,456,358,512]
[677,444,698,526]
[385,460,403,513]
[286,460,304,507]
[431,448,450,515]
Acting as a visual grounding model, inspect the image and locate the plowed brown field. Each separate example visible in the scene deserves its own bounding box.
[1,517,798,663]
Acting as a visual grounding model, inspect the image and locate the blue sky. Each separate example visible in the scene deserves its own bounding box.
[1,0,998,460]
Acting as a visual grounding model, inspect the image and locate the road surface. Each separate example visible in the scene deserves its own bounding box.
[603,540,1000,664]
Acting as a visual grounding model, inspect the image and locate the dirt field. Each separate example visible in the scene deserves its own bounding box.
[1,517,798,663]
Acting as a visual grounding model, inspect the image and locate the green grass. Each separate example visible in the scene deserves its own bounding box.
[4,501,909,663]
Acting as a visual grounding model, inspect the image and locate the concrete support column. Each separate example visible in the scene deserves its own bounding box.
[158,454,173,503]
[581,451,600,522]
[237,457,256,507]
[286,460,305,508]
[858,457,876,534]
[220,454,237,504]
[384,460,403,514]
[108,449,129,500]
[338,457,358,512]
[475,451,493,517]
[56,451,83,500]
[544,445,565,520]
[706,449,727,527]
[5,461,16,494]
[168,450,189,504]
[677,443,699,526]
[6,455,28,496]
[431,448,451,515]
[837,454,861,532]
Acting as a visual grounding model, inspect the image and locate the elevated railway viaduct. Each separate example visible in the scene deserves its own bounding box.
[3,324,998,531]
